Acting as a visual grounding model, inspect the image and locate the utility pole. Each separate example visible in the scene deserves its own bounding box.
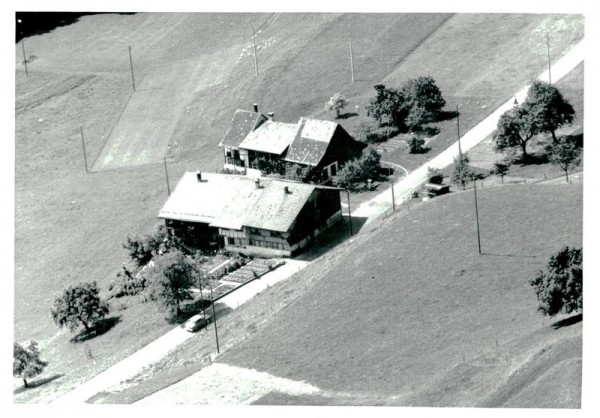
[80,126,88,173]
[345,189,353,236]
[210,287,220,353]
[163,157,171,196]
[128,45,136,91]
[18,19,28,77]
[21,39,28,77]
[252,25,259,78]
[456,104,462,156]
[546,32,552,84]
[390,175,396,212]
[198,276,206,320]
[473,180,482,255]
[348,27,355,83]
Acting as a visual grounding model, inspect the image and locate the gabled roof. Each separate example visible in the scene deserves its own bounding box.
[284,118,339,166]
[219,110,268,148]
[238,121,298,155]
[158,172,335,233]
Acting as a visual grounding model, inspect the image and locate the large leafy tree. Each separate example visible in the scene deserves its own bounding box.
[546,135,582,182]
[146,249,197,315]
[529,246,582,317]
[366,84,405,128]
[366,77,445,132]
[494,105,538,162]
[524,80,575,143]
[51,281,110,332]
[401,75,446,114]
[13,341,48,388]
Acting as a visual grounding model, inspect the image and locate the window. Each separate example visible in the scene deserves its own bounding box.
[323,161,339,179]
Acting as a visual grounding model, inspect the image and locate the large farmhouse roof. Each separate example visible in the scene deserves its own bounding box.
[158,172,333,232]
[284,118,339,166]
[238,121,298,155]
[219,110,268,148]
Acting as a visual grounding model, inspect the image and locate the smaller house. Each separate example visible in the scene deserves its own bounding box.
[219,105,366,181]
[157,172,343,257]
[284,117,365,182]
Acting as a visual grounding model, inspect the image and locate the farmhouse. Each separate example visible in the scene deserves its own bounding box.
[157,172,343,257]
[219,105,365,181]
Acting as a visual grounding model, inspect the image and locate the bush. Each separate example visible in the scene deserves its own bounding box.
[408,136,428,154]
[352,121,399,144]
[333,147,382,190]
[427,167,444,185]
[107,265,147,299]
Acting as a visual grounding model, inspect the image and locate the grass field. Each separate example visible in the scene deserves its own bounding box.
[218,183,582,406]
[92,182,582,406]
[13,12,583,402]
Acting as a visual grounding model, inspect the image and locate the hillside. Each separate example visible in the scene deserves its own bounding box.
[218,183,582,407]
[14,12,583,401]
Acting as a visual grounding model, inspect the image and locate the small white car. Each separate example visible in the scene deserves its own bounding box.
[184,313,211,332]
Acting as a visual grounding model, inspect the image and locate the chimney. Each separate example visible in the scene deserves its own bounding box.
[267,112,274,121]
[255,178,260,189]
[284,186,290,194]
[196,171,202,182]
[253,103,259,113]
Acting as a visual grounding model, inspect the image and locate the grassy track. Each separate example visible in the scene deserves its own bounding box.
[14,13,583,401]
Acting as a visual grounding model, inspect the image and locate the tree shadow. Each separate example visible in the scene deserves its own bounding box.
[412,125,440,137]
[511,152,549,166]
[70,316,121,343]
[551,313,582,329]
[13,374,64,394]
[432,109,459,123]
[336,112,359,120]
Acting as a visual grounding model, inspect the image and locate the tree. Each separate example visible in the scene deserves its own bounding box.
[51,281,110,332]
[408,135,428,154]
[524,80,575,143]
[146,249,197,316]
[494,105,538,162]
[325,93,347,118]
[14,341,48,388]
[546,135,581,182]
[366,78,445,133]
[365,84,405,128]
[401,75,446,116]
[451,153,475,190]
[123,224,187,267]
[332,146,382,190]
[529,246,582,317]
[491,160,510,183]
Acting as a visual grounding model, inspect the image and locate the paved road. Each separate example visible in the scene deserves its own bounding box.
[53,38,584,404]
[352,40,584,223]
[52,259,309,404]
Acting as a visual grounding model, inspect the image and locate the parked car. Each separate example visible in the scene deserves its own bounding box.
[184,313,211,332]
